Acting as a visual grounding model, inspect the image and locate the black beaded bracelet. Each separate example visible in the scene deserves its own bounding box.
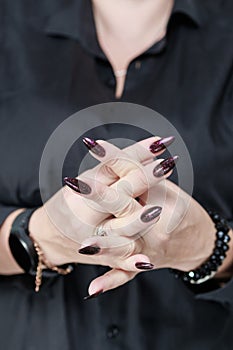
[171,210,231,284]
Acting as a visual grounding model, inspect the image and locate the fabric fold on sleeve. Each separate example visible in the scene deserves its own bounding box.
[195,278,233,305]
[0,204,20,226]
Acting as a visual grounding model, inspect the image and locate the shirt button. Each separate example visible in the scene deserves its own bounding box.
[107,325,120,339]
[135,60,141,70]
[107,78,115,87]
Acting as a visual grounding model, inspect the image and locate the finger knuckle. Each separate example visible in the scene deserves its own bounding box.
[107,157,137,177]
[138,171,150,189]
[122,240,136,258]
[114,198,138,218]
[100,185,113,202]
[99,164,116,180]
[107,156,122,170]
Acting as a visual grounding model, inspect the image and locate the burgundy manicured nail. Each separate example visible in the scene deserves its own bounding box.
[79,245,101,255]
[83,137,106,157]
[135,262,154,270]
[149,136,175,154]
[141,206,162,223]
[64,177,92,195]
[153,156,179,177]
[83,290,104,301]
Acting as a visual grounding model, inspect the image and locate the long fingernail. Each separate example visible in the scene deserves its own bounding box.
[64,177,92,195]
[135,262,154,270]
[83,137,106,157]
[79,245,101,255]
[153,156,179,177]
[84,289,104,301]
[141,206,162,223]
[149,136,175,154]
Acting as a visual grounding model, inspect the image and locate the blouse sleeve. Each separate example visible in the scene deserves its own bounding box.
[0,204,19,226]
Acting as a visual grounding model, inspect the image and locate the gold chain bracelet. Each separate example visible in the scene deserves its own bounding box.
[33,241,73,292]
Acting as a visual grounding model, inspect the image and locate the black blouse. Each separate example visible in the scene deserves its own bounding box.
[1,0,233,349]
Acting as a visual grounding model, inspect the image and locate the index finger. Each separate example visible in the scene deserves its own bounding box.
[82,136,175,183]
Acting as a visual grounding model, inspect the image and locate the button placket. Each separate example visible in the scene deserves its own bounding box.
[107,325,120,339]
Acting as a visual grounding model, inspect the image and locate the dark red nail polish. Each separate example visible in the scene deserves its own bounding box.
[83,137,106,157]
[64,177,92,195]
[79,245,101,255]
[135,262,154,270]
[153,156,179,177]
[149,136,175,154]
[141,206,162,223]
[83,290,104,300]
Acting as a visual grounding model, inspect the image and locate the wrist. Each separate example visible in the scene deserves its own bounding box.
[188,209,216,270]
[29,206,79,266]
[29,207,63,265]
[0,209,25,274]
[171,210,232,284]
[175,207,215,272]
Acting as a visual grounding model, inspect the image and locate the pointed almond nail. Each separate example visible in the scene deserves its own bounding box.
[83,290,104,300]
[141,206,162,223]
[149,136,175,154]
[78,245,101,255]
[135,262,154,270]
[83,137,106,157]
[64,177,92,195]
[153,156,179,177]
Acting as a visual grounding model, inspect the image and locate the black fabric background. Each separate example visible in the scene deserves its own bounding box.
[0,0,233,349]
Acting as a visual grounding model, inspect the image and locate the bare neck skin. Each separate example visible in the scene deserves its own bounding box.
[92,0,174,98]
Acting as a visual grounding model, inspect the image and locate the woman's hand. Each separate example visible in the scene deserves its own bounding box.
[29,136,175,267]
[79,180,215,294]
[77,140,233,297]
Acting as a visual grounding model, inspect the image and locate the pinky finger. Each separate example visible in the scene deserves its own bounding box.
[84,268,137,299]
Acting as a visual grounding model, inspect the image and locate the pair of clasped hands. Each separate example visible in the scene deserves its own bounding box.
[31,135,215,298]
